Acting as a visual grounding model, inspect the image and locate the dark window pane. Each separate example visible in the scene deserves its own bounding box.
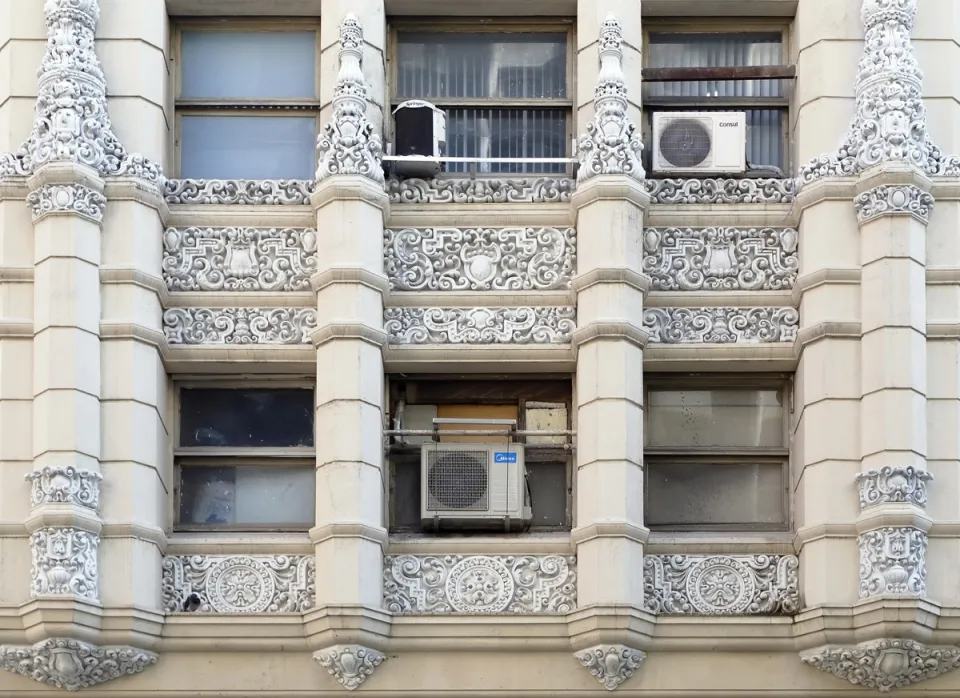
[180,388,314,447]
[527,462,568,527]
[390,458,421,531]
[442,107,567,173]
[647,389,783,448]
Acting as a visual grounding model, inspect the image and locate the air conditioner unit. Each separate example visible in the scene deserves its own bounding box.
[652,112,746,174]
[392,100,446,178]
[421,443,530,531]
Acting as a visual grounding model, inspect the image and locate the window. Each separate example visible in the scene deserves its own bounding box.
[643,376,790,531]
[391,25,573,174]
[642,25,789,173]
[174,24,320,179]
[174,386,316,530]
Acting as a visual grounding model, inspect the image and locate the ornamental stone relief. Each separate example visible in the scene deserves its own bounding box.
[643,228,799,291]
[643,555,799,615]
[0,0,162,182]
[26,184,107,224]
[382,555,577,613]
[161,555,315,613]
[574,645,645,691]
[386,177,574,204]
[384,227,577,291]
[30,527,99,601]
[162,308,317,345]
[577,15,645,183]
[801,639,960,692]
[855,184,935,224]
[643,178,797,204]
[384,307,576,345]
[25,466,101,512]
[0,638,157,692]
[314,645,386,691]
[856,466,933,511]
[643,308,799,344]
[859,527,926,598]
[162,227,318,292]
[163,179,315,205]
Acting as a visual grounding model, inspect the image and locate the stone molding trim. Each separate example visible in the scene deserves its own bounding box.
[572,268,650,296]
[571,321,649,351]
[643,177,797,204]
[382,554,577,614]
[0,638,157,692]
[316,15,384,185]
[855,184,935,223]
[577,15,644,183]
[314,645,386,691]
[25,466,101,512]
[858,527,926,598]
[30,527,99,600]
[643,554,799,615]
[162,227,318,292]
[309,322,389,349]
[163,308,317,345]
[856,466,933,512]
[384,227,577,291]
[798,0,960,186]
[27,183,106,223]
[0,0,162,183]
[385,307,576,345]
[386,176,574,204]
[311,267,390,296]
[163,179,315,205]
[801,639,960,692]
[643,227,798,291]
[161,554,315,613]
[574,645,645,691]
[643,307,799,344]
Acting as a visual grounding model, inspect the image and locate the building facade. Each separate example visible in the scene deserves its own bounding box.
[1,0,960,694]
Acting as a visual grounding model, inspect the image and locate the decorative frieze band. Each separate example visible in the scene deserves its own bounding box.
[162,227,318,292]
[386,177,574,204]
[162,555,315,613]
[382,554,577,613]
[858,527,926,598]
[162,308,317,345]
[0,638,157,692]
[856,466,932,511]
[25,466,101,512]
[802,639,960,692]
[30,527,99,601]
[384,307,576,345]
[26,184,107,224]
[643,308,799,344]
[163,179,314,205]
[643,554,799,615]
[575,645,645,691]
[855,184,935,224]
[384,227,577,291]
[643,227,798,291]
[643,178,797,204]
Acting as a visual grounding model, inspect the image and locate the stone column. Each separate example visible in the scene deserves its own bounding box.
[570,14,649,684]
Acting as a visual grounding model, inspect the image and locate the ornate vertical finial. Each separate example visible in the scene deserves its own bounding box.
[0,0,163,183]
[315,14,385,185]
[798,0,960,186]
[576,14,645,184]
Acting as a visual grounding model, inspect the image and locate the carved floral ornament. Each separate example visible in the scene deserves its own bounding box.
[574,645,645,691]
[27,183,107,224]
[384,307,576,345]
[856,466,933,511]
[802,639,960,692]
[858,526,926,598]
[0,638,157,692]
[25,466,101,512]
[643,307,799,344]
[30,527,99,601]
[855,184,935,224]
[163,308,317,345]
[314,645,386,691]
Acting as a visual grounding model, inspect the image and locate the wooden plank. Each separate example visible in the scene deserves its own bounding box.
[642,65,796,82]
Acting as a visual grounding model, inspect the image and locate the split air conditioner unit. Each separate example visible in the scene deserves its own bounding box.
[652,111,747,175]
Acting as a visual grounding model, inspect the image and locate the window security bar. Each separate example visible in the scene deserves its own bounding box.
[642,65,797,82]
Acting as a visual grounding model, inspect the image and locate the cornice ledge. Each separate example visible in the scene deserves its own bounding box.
[856,506,932,535]
[571,176,651,211]
[0,638,157,692]
[856,163,934,195]
[309,522,389,549]
[0,267,34,282]
[0,320,34,338]
[792,268,862,305]
[310,322,388,349]
[572,321,649,350]
[794,522,858,550]
[926,267,960,285]
[310,176,390,219]
[311,267,390,295]
[99,522,168,551]
[314,644,386,691]
[794,321,862,355]
[99,267,169,306]
[572,268,650,296]
[99,321,168,355]
[927,322,960,339]
[27,162,104,191]
[570,522,649,547]
[101,176,169,219]
[0,176,29,200]
[24,508,102,536]
[795,176,859,212]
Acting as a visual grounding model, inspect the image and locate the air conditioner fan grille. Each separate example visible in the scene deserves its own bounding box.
[426,450,489,511]
[659,118,712,169]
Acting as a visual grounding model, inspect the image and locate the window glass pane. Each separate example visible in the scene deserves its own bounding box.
[396,32,567,100]
[442,107,567,173]
[179,465,315,526]
[527,462,568,527]
[646,461,785,526]
[647,389,783,448]
[180,116,316,179]
[181,31,316,99]
[645,32,783,98]
[180,388,314,447]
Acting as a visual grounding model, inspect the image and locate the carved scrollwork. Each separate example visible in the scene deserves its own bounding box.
[801,639,960,692]
[643,555,799,615]
[856,466,933,511]
[162,308,317,345]
[643,178,797,204]
[384,307,576,345]
[386,177,574,204]
[383,555,577,613]
[384,227,577,291]
[25,466,101,512]
[314,645,386,691]
[643,307,799,344]
[26,184,107,223]
[643,227,798,291]
[30,527,99,600]
[574,645,645,691]
[162,227,318,292]
[855,184,935,223]
[163,179,315,205]
[161,555,315,613]
[0,638,157,692]
[859,527,926,598]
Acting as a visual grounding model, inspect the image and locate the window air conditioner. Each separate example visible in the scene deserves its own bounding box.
[652,112,746,175]
[392,100,446,178]
[421,443,530,531]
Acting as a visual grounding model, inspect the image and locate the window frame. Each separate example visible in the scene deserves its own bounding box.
[386,19,577,174]
[643,373,792,533]
[172,379,317,533]
[171,19,323,179]
[641,19,792,174]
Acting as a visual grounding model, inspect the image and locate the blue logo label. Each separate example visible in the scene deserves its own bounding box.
[494,452,518,464]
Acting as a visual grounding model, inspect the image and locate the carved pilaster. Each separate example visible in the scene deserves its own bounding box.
[314,645,386,691]
[574,645,645,691]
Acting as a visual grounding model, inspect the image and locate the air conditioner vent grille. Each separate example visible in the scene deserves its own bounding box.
[658,117,713,169]
[426,449,489,511]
